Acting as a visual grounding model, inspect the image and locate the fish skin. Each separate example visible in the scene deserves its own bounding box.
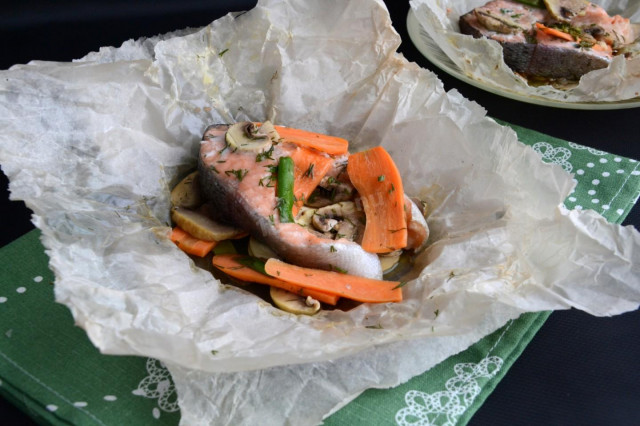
[198,124,383,280]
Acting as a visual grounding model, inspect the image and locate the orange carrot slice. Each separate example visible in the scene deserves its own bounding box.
[535,22,574,42]
[274,125,349,155]
[211,254,339,305]
[290,146,334,216]
[169,226,217,257]
[264,258,403,303]
[346,146,407,253]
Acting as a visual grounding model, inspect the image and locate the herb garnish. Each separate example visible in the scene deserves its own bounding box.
[378,175,385,182]
[225,169,249,181]
[330,265,348,274]
[218,48,229,57]
[303,163,315,179]
[256,146,275,162]
[365,324,383,329]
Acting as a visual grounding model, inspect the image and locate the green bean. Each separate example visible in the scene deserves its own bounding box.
[276,156,295,223]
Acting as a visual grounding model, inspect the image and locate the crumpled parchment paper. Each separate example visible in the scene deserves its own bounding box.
[410,0,640,103]
[1,0,639,424]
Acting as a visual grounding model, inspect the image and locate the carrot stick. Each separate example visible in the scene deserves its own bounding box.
[264,258,403,303]
[169,226,217,257]
[346,146,407,253]
[274,125,349,155]
[290,146,334,216]
[535,22,574,42]
[211,254,339,305]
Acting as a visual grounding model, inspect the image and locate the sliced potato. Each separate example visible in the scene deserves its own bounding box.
[171,171,202,209]
[270,287,321,315]
[248,236,278,260]
[171,205,245,241]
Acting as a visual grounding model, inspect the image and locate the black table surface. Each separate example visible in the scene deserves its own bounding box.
[2,1,639,425]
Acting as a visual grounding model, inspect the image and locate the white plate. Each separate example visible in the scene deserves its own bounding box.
[406,9,640,110]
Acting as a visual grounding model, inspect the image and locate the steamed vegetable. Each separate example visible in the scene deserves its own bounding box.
[290,146,334,216]
[264,258,403,303]
[211,254,339,305]
[347,146,407,253]
[270,287,321,316]
[535,22,574,42]
[225,121,272,152]
[276,156,296,223]
[169,226,217,257]
[274,125,349,155]
[170,171,202,209]
[171,205,246,241]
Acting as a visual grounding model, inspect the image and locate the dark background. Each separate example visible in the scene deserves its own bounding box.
[2,1,639,425]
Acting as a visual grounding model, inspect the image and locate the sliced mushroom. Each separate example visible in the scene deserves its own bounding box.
[379,250,401,273]
[171,204,245,241]
[258,120,281,143]
[312,215,339,233]
[305,173,355,208]
[543,0,590,21]
[311,201,364,241]
[270,287,321,315]
[170,171,202,209]
[225,121,272,152]
[294,206,317,228]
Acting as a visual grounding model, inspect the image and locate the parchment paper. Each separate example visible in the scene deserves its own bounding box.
[1,0,639,424]
[410,0,640,103]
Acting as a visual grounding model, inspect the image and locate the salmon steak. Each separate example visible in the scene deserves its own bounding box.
[197,123,389,279]
[459,0,639,81]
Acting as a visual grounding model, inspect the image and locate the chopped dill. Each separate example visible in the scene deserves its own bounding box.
[303,163,315,179]
[330,265,347,274]
[366,324,383,329]
[225,169,249,181]
[256,146,275,162]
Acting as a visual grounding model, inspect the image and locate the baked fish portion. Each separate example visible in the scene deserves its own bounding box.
[197,124,383,280]
[459,0,637,81]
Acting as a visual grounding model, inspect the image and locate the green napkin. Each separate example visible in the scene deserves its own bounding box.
[1,122,638,425]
